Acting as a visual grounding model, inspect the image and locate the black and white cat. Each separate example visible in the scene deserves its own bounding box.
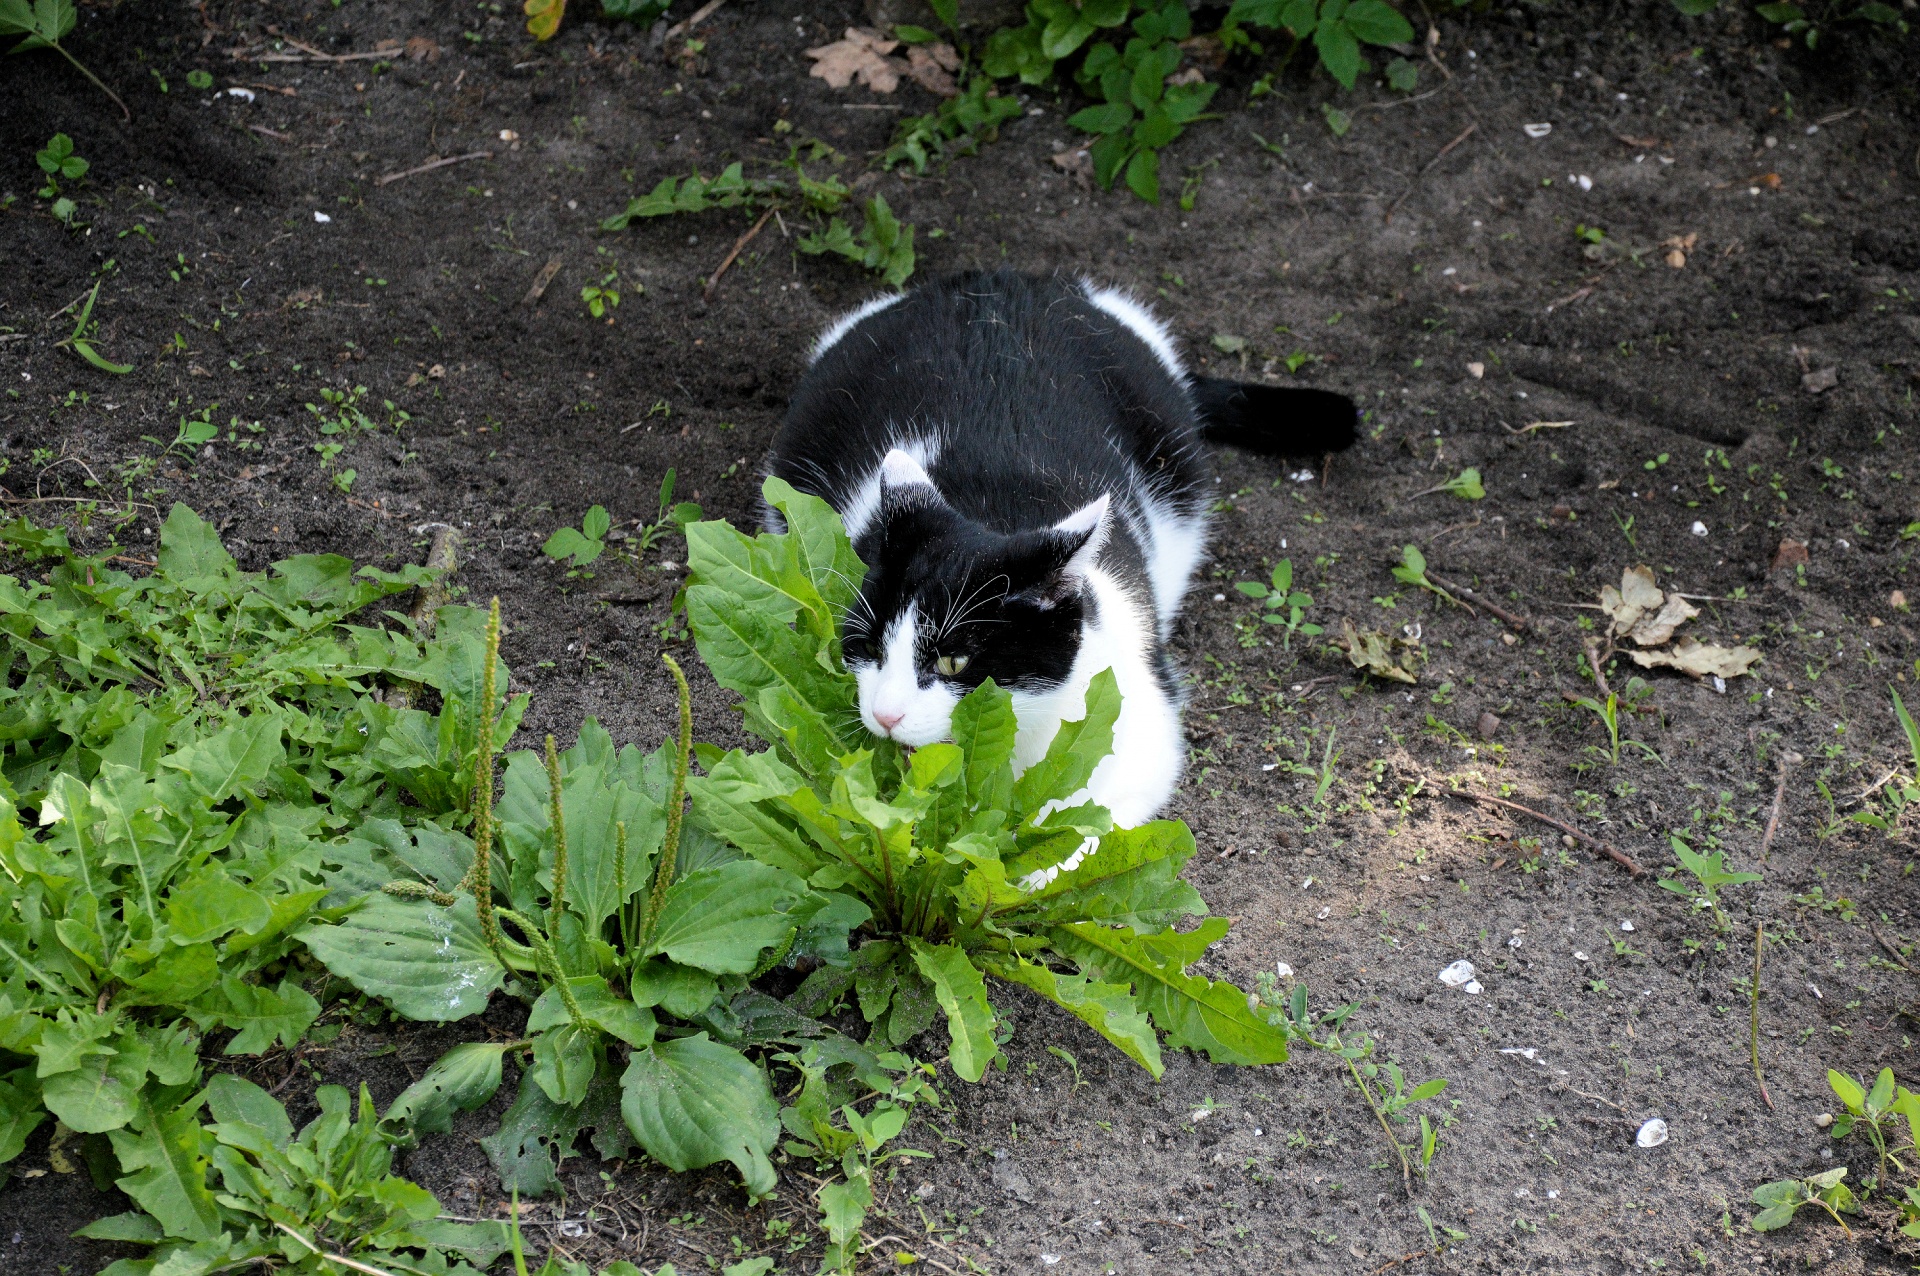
[764,271,1356,827]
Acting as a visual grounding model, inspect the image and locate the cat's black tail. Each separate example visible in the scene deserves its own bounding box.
[1189,376,1359,457]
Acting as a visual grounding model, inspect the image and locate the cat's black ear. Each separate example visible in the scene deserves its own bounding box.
[1009,493,1110,607]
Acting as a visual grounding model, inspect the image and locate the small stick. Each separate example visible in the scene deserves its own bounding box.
[407,524,463,638]
[1454,790,1645,877]
[374,150,492,186]
[703,206,775,302]
[1869,919,1914,973]
[663,0,726,41]
[1759,755,1789,860]
[1427,573,1529,630]
[1751,920,1774,1111]
[1583,636,1614,700]
[1383,121,1475,225]
[521,256,564,307]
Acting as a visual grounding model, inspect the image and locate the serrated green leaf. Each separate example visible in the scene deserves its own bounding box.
[200,976,319,1055]
[1052,920,1289,1066]
[986,955,1162,1077]
[108,1092,220,1242]
[905,939,997,1082]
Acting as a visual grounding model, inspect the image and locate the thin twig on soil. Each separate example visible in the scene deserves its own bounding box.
[249,124,294,142]
[703,206,775,302]
[1583,636,1614,699]
[1382,121,1475,225]
[1453,790,1646,877]
[664,0,727,41]
[1426,573,1530,631]
[1374,1251,1437,1275]
[1759,754,1790,860]
[374,150,492,186]
[1869,919,1913,973]
[1751,920,1774,1111]
[522,257,564,307]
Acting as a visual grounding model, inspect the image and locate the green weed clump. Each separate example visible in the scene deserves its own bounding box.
[0,506,498,1205]
[683,479,1290,1083]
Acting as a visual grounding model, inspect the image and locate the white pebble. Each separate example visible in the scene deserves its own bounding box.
[313,211,332,223]
[1635,1118,1669,1149]
[1690,521,1708,537]
[1438,960,1477,988]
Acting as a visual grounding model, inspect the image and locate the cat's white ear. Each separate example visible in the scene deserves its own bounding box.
[1052,493,1111,579]
[879,448,936,492]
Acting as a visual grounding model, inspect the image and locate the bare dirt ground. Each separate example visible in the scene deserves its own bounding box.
[4,1,1920,1272]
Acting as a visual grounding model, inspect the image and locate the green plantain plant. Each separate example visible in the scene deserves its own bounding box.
[683,479,1291,1084]
[301,604,859,1199]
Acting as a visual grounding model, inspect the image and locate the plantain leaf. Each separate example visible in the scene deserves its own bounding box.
[297,894,503,1022]
[620,1035,779,1197]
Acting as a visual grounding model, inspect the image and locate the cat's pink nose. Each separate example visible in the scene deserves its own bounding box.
[873,710,905,732]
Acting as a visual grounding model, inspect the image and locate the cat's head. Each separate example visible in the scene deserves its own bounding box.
[842,449,1109,746]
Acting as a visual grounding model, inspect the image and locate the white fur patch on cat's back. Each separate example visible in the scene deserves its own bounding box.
[1134,493,1208,636]
[810,292,907,364]
[1079,280,1185,381]
[840,436,942,541]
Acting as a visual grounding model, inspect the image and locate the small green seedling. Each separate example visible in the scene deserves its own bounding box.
[54,280,131,374]
[581,273,620,320]
[1413,468,1484,500]
[0,0,129,118]
[1854,687,1920,834]
[1827,1067,1920,1188]
[1391,544,1462,608]
[542,504,611,572]
[1750,1167,1855,1235]
[1234,558,1320,647]
[35,132,86,223]
[166,406,220,458]
[1658,835,1761,932]
[630,467,703,559]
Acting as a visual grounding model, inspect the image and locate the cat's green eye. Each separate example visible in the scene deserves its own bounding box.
[934,654,969,677]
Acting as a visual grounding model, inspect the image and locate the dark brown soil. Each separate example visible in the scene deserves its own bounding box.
[5,1,1920,1273]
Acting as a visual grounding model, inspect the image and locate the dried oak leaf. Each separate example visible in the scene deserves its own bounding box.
[1598,565,1699,646]
[905,43,960,96]
[1339,618,1420,685]
[806,27,907,94]
[1629,637,1761,680]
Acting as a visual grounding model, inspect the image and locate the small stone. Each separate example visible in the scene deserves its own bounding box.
[1467,361,1485,379]
[1562,834,1576,847]
[1771,539,1810,572]
[1635,1118,1669,1149]
[1438,959,1477,988]
[1690,521,1708,537]
[1275,961,1294,979]
[1892,590,1908,610]
[1476,710,1501,739]
[1620,920,1635,932]
[1815,1113,1834,1128]
[1573,951,1589,962]
[1802,365,1838,393]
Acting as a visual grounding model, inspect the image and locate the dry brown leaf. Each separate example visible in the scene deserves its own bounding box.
[1051,146,1092,186]
[1802,365,1838,393]
[1166,66,1207,86]
[906,43,959,96]
[1629,637,1761,680]
[405,36,440,61]
[806,27,906,93]
[1598,564,1700,645]
[1339,618,1420,685]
